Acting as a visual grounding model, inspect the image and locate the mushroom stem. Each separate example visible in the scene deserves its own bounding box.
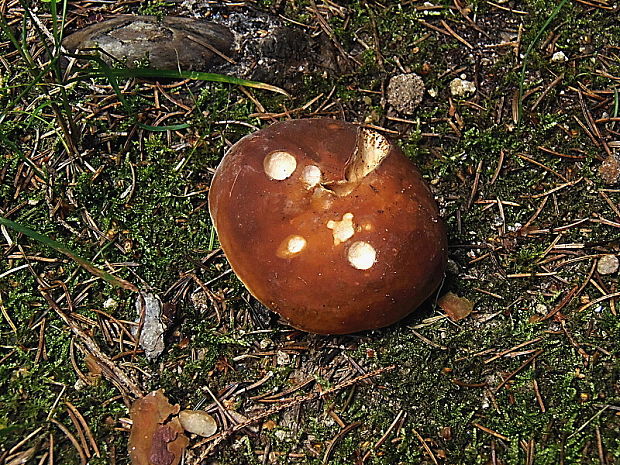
[320,127,391,197]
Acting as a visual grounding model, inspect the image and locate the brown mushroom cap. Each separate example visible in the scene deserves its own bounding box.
[208,118,447,334]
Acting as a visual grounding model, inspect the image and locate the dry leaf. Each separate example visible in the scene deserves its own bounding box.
[84,353,102,384]
[438,292,474,321]
[129,390,188,465]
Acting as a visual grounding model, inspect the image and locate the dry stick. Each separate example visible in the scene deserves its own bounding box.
[34,317,46,364]
[573,115,600,148]
[538,145,586,159]
[65,401,101,457]
[529,177,583,199]
[595,426,608,465]
[578,90,613,157]
[195,365,396,461]
[308,0,360,66]
[256,378,316,402]
[367,410,406,456]
[65,407,91,459]
[486,1,528,14]
[418,19,455,41]
[577,291,620,313]
[40,288,143,398]
[598,190,620,219]
[574,0,615,8]
[539,285,579,321]
[530,73,564,111]
[467,160,483,209]
[50,419,87,465]
[591,215,620,228]
[440,19,473,49]
[7,427,43,457]
[186,34,236,64]
[473,422,509,441]
[412,427,439,465]
[454,0,490,37]
[322,421,362,464]
[532,360,546,413]
[494,349,544,393]
[569,405,610,439]
[522,196,549,231]
[516,153,568,182]
[490,149,504,185]
[484,337,542,364]
[48,433,54,465]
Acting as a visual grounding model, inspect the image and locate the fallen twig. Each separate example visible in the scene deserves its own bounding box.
[195,365,396,460]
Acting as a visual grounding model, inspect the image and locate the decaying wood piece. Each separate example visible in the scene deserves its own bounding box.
[63,15,234,71]
[62,10,345,90]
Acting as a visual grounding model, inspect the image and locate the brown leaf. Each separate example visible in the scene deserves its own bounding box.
[438,292,474,321]
[129,390,188,465]
[150,424,180,465]
[84,353,102,384]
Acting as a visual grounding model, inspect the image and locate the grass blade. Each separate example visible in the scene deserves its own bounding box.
[0,216,139,292]
[102,68,290,97]
[137,123,190,131]
[517,0,569,124]
[65,59,291,98]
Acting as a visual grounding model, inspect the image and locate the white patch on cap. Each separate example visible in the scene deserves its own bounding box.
[287,235,307,254]
[301,165,322,188]
[327,213,355,245]
[277,234,307,258]
[347,241,376,270]
[263,151,297,180]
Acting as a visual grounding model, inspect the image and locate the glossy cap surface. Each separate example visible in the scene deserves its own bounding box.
[209,119,447,334]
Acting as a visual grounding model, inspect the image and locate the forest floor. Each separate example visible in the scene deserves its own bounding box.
[0,0,619,464]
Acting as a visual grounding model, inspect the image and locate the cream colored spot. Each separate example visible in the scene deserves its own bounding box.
[347,241,376,270]
[277,235,307,258]
[301,165,322,188]
[327,213,355,245]
[264,151,297,180]
[287,235,307,254]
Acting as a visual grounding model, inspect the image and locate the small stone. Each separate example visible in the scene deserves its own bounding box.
[551,51,567,62]
[179,410,217,438]
[535,303,547,315]
[135,292,166,360]
[103,297,118,310]
[387,73,425,114]
[597,255,619,275]
[450,78,476,97]
[276,350,291,365]
[599,155,620,184]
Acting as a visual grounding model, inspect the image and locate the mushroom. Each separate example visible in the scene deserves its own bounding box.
[208,118,447,334]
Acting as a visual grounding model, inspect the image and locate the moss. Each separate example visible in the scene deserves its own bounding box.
[2,1,620,463]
